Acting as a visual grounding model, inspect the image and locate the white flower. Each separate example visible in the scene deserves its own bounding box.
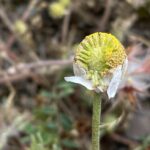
[65,32,128,99]
[65,58,128,98]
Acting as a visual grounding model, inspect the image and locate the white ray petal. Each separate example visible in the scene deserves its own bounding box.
[64,76,94,90]
[73,63,86,76]
[107,66,122,99]
[121,58,128,78]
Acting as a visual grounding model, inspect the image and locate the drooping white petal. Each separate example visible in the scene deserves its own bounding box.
[121,58,128,78]
[107,66,122,99]
[64,76,94,90]
[73,63,86,76]
[117,58,128,89]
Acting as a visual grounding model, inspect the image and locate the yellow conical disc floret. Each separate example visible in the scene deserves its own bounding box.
[74,32,127,86]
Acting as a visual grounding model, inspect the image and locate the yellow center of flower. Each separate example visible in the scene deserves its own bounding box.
[75,32,127,86]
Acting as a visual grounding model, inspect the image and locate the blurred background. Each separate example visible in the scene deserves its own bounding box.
[0,0,150,150]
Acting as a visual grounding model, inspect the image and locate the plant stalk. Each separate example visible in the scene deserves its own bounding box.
[92,94,101,150]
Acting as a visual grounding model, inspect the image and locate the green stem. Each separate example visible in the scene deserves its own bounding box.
[92,94,101,150]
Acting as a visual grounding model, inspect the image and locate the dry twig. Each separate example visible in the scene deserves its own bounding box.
[0,59,72,84]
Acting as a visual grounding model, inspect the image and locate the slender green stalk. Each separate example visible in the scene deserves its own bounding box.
[92,94,101,150]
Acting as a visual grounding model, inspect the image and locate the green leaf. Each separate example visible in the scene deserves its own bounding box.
[62,139,79,149]
[57,82,74,98]
[47,122,58,131]
[24,123,38,134]
[60,113,72,131]
[34,106,58,119]
[28,133,48,150]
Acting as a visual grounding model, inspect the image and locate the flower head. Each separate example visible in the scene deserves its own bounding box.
[65,32,128,98]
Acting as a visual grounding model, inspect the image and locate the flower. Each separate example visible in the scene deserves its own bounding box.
[65,32,128,98]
